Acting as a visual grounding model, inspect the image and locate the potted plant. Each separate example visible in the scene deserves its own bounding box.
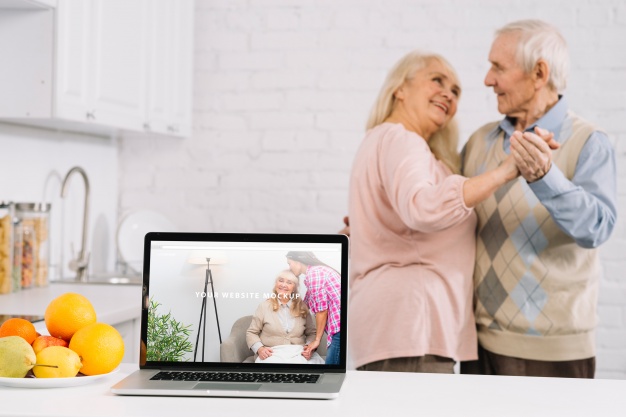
[146,299,193,361]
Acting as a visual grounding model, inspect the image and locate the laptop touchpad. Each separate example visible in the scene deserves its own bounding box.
[193,383,262,391]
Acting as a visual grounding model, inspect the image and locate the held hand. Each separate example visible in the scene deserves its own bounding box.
[499,153,521,182]
[258,346,273,360]
[302,340,320,360]
[339,216,350,236]
[535,126,560,150]
[510,129,554,183]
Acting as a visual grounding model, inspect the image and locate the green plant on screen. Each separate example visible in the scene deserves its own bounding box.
[146,299,193,362]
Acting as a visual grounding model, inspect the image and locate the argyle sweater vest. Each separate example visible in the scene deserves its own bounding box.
[463,112,599,361]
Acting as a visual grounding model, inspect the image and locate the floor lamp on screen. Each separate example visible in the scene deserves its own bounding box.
[188,251,227,362]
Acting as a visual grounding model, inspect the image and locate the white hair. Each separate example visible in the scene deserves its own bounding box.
[496,19,569,93]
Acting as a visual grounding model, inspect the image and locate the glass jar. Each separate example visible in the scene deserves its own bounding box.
[0,202,14,294]
[12,218,22,293]
[16,203,51,288]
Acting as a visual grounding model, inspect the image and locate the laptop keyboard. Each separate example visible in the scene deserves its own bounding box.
[150,371,321,384]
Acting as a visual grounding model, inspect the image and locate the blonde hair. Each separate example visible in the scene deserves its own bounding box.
[496,19,569,93]
[366,51,461,174]
[269,270,308,318]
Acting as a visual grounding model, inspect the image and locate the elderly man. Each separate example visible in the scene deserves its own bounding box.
[461,20,616,378]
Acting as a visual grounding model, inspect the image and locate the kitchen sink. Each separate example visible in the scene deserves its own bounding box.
[53,273,143,286]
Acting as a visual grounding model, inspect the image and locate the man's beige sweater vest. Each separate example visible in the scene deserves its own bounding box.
[463,112,599,361]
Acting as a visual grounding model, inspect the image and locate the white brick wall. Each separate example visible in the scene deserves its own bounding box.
[118,0,626,378]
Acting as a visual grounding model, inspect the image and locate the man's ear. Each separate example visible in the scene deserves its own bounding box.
[533,59,550,89]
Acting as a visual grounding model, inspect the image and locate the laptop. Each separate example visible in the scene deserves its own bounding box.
[111,232,348,399]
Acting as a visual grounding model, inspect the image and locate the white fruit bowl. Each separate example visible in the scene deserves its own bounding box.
[0,368,119,388]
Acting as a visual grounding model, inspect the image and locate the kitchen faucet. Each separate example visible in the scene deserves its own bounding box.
[60,166,90,281]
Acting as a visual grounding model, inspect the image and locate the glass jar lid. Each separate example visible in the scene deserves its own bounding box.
[15,202,51,212]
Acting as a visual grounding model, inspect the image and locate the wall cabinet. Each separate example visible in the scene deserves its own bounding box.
[0,0,55,8]
[55,0,147,133]
[144,0,193,138]
[0,0,193,138]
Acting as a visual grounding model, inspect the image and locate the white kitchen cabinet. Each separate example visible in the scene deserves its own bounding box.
[145,0,193,137]
[0,8,54,120]
[0,0,193,138]
[0,0,55,9]
[55,0,147,133]
[114,318,140,364]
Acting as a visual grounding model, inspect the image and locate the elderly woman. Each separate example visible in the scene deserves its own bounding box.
[246,270,324,364]
[348,51,528,373]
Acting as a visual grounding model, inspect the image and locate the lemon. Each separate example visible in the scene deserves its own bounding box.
[33,346,82,378]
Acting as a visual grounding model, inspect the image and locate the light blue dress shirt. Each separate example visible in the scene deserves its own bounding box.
[499,96,617,248]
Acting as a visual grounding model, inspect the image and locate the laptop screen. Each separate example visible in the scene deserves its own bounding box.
[140,232,348,371]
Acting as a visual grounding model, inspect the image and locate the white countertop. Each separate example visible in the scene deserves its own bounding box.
[0,283,141,324]
[0,282,142,327]
[1,363,626,417]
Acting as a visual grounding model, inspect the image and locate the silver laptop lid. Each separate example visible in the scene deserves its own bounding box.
[139,232,348,373]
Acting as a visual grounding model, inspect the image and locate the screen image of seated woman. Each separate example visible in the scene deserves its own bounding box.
[246,270,325,364]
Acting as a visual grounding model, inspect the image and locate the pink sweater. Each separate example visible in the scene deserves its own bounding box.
[348,123,478,368]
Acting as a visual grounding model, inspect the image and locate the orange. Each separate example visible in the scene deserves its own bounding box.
[69,322,124,376]
[45,292,97,342]
[0,318,38,344]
